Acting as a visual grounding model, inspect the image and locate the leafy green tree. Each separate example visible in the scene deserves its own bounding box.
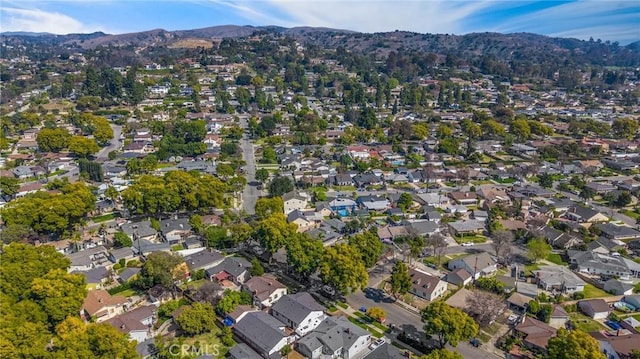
[135,252,186,290]
[105,185,119,202]
[188,214,204,234]
[286,234,325,277]
[216,290,252,314]
[175,302,217,336]
[36,127,71,152]
[0,177,19,197]
[29,268,87,326]
[421,349,464,359]
[255,197,284,219]
[255,168,270,183]
[268,176,293,197]
[113,231,133,248]
[537,173,554,188]
[389,261,412,298]
[510,119,531,141]
[250,257,265,276]
[421,301,479,349]
[0,224,33,243]
[54,317,139,358]
[69,136,99,157]
[92,117,114,145]
[348,229,383,268]
[611,118,639,140]
[547,328,605,359]
[216,163,234,179]
[254,213,297,257]
[204,226,230,249]
[319,243,368,294]
[397,192,414,211]
[366,307,386,322]
[527,238,551,263]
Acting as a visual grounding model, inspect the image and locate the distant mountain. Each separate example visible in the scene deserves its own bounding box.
[0,31,55,37]
[1,25,637,66]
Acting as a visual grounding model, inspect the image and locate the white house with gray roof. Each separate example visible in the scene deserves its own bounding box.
[270,292,327,336]
[447,252,497,279]
[534,265,586,294]
[233,312,294,358]
[296,316,370,359]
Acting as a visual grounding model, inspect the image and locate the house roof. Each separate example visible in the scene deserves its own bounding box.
[244,274,286,301]
[590,332,640,357]
[448,220,485,233]
[515,317,556,349]
[106,305,155,333]
[409,221,439,236]
[579,299,610,313]
[364,343,405,359]
[205,256,250,279]
[447,268,472,283]
[507,292,533,308]
[73,266,109,284]
[535,265,586,287]
[118,267,140,282]
[596,223,640,239]
[227,305,256,322]
[282,190,307,202]
[184,250,224,271]
[234,312,287,354]
[228,343,262,359]
[408,268,444,298]
[271,292,325,325]
[82,290,127,316]
[551,305,569,318]
[455,252,496,271]
[298,316,368,354]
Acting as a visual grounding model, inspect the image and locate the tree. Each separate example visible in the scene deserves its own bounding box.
[0,223,33,243]
[188,214,204,234]
[105,185,119,202]
[254,214,297,257]
[36,127,71,152]
[397,192,414,211]
[611,118,639,140]
[319,243,368,294]
[250,257,265,276]
[113,231,133,248]
[68,136,99,157]
[389,261,411,298]
[0,177,19,197]
[204,226,230,249]
[175,303,217,336]
[421,301,478,349]
[262,147,277,163]
[425,233,447,265]
[29,269,87,326]
[547,328,605,359]
[255,168,270,183]
[216,290,252,314]
[268,176,293,197]
[286,234,325,277]
[510,119,531,141]
[465,290,506,327]
[216,163,234,179]
[366,307,386,322]
[537,173,554,188]
[348,230,383,268]
[135,251,186,289]
[527,238,551,263]
[255,197,284,219]
[421,349,463,359]
[53,317,139,358]
[491,230,514,261]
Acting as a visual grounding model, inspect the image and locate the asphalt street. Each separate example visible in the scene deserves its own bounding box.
[239,117,258,214]
[96,124,123,161]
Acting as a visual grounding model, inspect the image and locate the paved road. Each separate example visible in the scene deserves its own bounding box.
[239,118,258,214]
[96,124,123,161]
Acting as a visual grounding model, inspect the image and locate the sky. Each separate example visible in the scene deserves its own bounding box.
[1,0,639,44]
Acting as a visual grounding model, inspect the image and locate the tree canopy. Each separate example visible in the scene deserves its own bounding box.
[389,261,412,298]
[318,243,368,294]
[547,328,605,359]
[421,301,479,349]
[347,229,383,268]
[175,302,217,336]
[135,251,186,289]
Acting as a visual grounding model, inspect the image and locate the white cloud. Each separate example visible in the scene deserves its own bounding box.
[0,6,103,34]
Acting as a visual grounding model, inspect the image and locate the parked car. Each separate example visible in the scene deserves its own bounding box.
[369,338,386,350]
[461,242,474,247]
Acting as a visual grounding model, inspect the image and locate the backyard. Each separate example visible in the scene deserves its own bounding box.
[569,312,607,332]
[583,284,609,299]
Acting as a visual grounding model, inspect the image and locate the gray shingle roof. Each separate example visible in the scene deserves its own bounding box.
[228,343,262,359]
[234,312,287,354]
[271,292,324,325]
[298,316,368,355]
[184,250,224,271]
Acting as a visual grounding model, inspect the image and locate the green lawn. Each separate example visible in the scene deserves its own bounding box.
[546,253,566,266]
[346,316,384,338]
[92,213,117,223]
[455,235,487,244]
[583,284,609,299]
[620,209,640,220]
[523,263,540,276]
[632,314,640,321]
[336,302,348,309]
[182,330,228,357]
[569,312,607,332]
[333,185,357,191]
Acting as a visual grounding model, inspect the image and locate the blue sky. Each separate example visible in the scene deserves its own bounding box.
[1,1,638,44]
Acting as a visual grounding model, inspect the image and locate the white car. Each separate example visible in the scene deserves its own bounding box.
[461,242,474,247]
[369,338,386,350]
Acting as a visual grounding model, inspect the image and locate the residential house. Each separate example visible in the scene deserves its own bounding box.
[205,256,252,285]
[448,220,486,237]
[448,191,478,206]
[329,198,357,213]
[621,317,640,333]
[226,305,258,326]
[578,299,611,319]
[596,223,640,241]
[184,249,225,275]
[565,206,609,224]
[333,173,354,186]
[12,165,33,179]
[228,343,263,359]
[377,225,409,242]
[585,181,616,194]
[148,285,175,304]
[287,210,316,233]
[73,267,110,290]
[233,312,294,358]
[357,195,390,211]
[109,247,135,264]
[353,173,382,188]
[243,274,288,309]
[514,317,557,352]
[408,268,448,301]
[603,279,634,296]
[534,265,586,294]
[446,268,473,287]
[159,217,191,244]
[548,305,570,329]
[66,246,109,271]
[106,305,156,343]
[507,292,534,311]
[591,332,640,359]
[364,343,406,359]
[415,193,449,208]
[297,316,371,359]
[80,289,127,323]
[447,253,497,279]
[270,292,327,336]
[120,220,158,242]
[408,221,439,237]
[282,190,309,215]
[118,267,140,283]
